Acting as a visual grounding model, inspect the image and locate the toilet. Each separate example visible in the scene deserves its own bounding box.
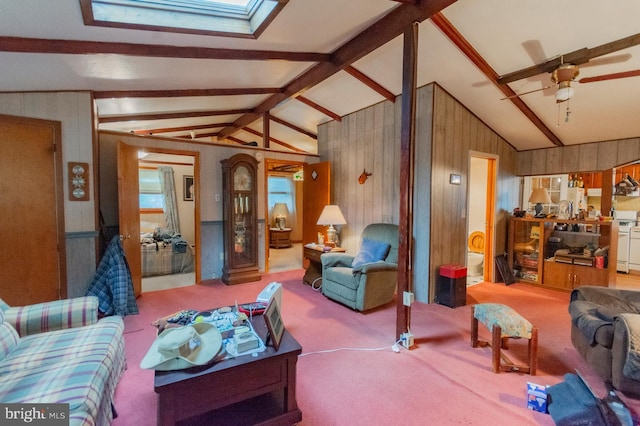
[467,231,485,277]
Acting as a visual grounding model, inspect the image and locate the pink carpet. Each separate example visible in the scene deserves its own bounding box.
[112,270,640,425]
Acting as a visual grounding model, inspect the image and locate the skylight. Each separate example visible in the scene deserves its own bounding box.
[80,0,287,38]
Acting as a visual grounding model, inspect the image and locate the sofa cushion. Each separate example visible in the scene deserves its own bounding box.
[351,238,390,268]
[0,321,20,362]
[325,267,359,290]
[0,298,9,312]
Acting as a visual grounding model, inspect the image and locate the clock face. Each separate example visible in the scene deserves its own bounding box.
[234,165,252,191]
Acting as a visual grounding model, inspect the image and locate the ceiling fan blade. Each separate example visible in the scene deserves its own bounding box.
[500,85,552,100]
[579,69,640,84]
[498,33,640,85]
[522,40,547,64]
[580,53,631,68]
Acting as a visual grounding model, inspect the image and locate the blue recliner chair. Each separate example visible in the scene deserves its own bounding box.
[320,223,399,311]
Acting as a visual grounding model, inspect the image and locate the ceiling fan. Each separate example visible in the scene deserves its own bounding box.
[499,33,640,103]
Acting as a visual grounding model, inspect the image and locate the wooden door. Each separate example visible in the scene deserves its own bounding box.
[0,114,66,305]
[302,162,331,245]
[117,142,142,296]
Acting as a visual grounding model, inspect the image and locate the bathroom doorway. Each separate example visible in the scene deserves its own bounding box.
[467,154,496,285]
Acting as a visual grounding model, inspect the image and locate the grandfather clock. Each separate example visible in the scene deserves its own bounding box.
[221,153,261,285]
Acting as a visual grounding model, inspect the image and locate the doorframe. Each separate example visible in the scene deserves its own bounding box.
[263,158,305,272]
[468,152,497,283]
[131,146,201,284]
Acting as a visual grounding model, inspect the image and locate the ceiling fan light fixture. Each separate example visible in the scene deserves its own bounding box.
[555,81,575,102]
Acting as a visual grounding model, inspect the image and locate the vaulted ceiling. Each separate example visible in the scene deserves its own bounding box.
[2,0,640,155]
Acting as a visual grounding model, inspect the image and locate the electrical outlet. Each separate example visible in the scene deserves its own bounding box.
[219,252,224,261]
[403,291,414,306]
[400,332,414,349]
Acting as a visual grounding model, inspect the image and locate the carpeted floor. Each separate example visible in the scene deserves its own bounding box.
[112,271,640,425]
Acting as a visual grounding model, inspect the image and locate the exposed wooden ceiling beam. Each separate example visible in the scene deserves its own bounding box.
[133,123,234,135]
[242,127,308,153]
[270,115,317,140]
[0,36,329,62]
[217,0,457,138]
[98,108,252,123]
[296,96,342,122]
[94,88,280,99]
[345,65,396,103]
[430,12,563,147]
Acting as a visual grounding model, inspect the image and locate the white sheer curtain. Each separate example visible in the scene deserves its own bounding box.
[158,166,180,235]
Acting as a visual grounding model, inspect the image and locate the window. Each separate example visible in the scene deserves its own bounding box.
[80,0,287,38]
[139,168,164,210]
[523,174,567,215]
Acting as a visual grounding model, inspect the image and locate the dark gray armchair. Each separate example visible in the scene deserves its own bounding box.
[321,223,399,311]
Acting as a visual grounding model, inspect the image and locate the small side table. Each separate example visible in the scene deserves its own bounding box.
[269,228,292,249]
[303,245,346,288]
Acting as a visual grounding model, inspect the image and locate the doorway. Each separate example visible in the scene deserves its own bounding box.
[467,154,497,285]
[118,146,199,293]
[139,152,196,291]
[265,160,304,273]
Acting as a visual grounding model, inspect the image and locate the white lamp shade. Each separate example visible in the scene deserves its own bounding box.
[316,205,346,226]
[528,188,551,204]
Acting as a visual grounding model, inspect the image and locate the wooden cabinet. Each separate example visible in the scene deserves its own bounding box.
[581,172,602,189]
[508,217,617,290]
[269,228,292,249]
[221,154,261,285]
[542,260,609,290]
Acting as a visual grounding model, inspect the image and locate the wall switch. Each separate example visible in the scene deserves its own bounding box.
[403,291,414,306]
[215,193,221,202]
[219,252,224,261]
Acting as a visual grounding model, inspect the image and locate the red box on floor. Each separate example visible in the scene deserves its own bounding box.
[440,264,467,278]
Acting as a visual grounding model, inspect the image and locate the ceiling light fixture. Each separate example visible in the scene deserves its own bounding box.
[555,81,575,102]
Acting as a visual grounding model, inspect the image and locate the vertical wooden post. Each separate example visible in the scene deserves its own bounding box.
[396,22,418,342]
[263,111,270,148]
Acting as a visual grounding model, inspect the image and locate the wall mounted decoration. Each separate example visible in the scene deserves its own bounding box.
[358,169,372,184]
[183,175,194,201]
[449,174,461,185]
[68,162,89,201]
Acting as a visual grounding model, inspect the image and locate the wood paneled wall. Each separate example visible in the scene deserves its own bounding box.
[430,85,519,301]
[318,83,519,303]
[517,137,640,175]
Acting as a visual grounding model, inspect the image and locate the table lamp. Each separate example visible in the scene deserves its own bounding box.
[272,203,289,229]
[316,205,346,244]
[528,188,551,217]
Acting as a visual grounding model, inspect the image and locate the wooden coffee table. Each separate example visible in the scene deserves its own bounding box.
[154,314,302,425]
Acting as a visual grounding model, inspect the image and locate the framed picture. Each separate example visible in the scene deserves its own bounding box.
[264,300,284,351]
[183,176,194,201]
[449,174,461,185]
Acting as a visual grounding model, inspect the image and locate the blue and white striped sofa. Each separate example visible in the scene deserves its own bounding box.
[0,296,126,426]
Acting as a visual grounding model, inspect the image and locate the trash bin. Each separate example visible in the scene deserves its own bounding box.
[436,264,467,308]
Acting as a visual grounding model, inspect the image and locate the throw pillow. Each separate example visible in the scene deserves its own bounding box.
[0,298,8,312]
[352,238,391,268]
